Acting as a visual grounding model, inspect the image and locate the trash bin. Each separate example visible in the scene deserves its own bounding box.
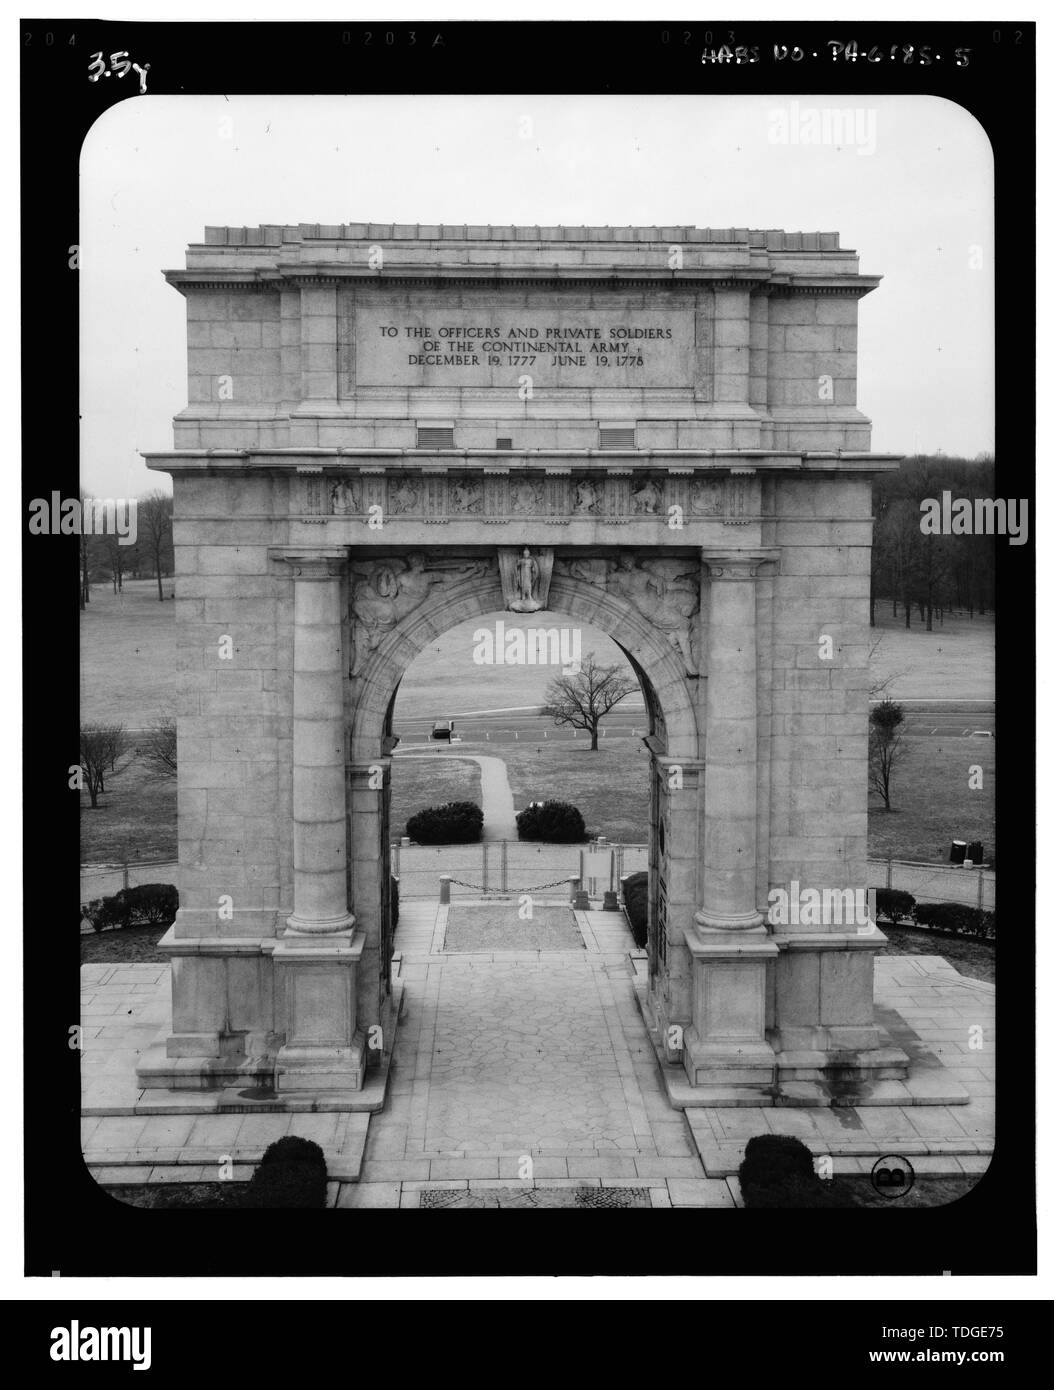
[950,840,967,865]
[968,840,984,864]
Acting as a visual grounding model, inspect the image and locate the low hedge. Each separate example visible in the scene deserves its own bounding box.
[515,800,586,843]
[243,1137,327,1209]
[874,888,917,924]
[739,1135,853,1209]
[405,801,483,845]
[914,901,995,939]
[622,870,648,948]
[81,883,179,932]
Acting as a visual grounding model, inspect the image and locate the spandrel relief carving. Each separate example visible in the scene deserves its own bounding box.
[349,553,496,675]
[554,553,701,675]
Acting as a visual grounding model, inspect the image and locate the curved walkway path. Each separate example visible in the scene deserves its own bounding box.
[394,750,517,841]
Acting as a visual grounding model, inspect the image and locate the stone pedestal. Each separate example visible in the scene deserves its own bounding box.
[269,930,367,1091]
[682,923,779,1088]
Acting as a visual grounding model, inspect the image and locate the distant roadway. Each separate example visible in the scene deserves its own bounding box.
[392,700,995,746]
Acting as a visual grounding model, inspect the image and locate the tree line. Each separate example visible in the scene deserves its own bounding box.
[870,454,996,630]
[79,489,174,609]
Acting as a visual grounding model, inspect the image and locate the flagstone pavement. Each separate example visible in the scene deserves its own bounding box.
[81,900,995,1209]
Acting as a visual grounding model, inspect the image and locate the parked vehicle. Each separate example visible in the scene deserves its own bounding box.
[431,719,454,741]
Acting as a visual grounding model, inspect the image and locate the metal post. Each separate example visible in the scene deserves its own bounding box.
[439,875,451,905]
[502,839,508,894]
[482,841,488,894]
[886,852,893,890]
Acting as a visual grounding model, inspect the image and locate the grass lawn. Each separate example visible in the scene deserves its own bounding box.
[485,739,651,842]
[877,924,994,984]
[389,755,482,841]
[834,1174,981,1208]
[80,579,177,725]
[870,601,994,701]
[393,612,645,720]
[80,924,170,964]
[80,752,177,862]
[109,1183,245,1209]
[77,583,997,866]
[868,735,995,863]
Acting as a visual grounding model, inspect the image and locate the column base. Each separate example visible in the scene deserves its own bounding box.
[284,911,357,936]
[694,907,766,931]
[683,1032,777,1088]
[274,1034,367,1092]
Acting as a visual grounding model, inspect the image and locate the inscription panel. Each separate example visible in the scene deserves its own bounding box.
[353,306,699,389]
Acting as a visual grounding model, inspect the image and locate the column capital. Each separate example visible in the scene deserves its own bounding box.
[700,548,780,580]
[271,548,348,580]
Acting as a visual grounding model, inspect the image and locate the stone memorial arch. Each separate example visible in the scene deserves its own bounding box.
[139,222,909,1107]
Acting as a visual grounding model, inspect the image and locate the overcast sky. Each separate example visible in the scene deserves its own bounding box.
[80,92,994,499]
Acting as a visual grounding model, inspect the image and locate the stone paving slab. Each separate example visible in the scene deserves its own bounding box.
[83,903,994,1202]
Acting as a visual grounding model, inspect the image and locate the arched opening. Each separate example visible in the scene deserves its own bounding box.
[344,552,703,1086]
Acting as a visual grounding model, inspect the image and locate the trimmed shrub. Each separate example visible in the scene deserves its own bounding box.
[739,1134,853,1209]
[80,884,179,933]
[80,898,108,933]
[390,875,400,931]
[120,883,179,924]
[244,1137,327,1209]
[258,1136,326,1169]
[82,894,132,931]
[515,799,586,843]
[405,801,483,845]
[874,888,916,924]
[622,870,648,948]
[914,901,995,939]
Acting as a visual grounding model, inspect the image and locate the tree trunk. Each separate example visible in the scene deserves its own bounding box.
[155,554,164,601]
[590,725,599,751]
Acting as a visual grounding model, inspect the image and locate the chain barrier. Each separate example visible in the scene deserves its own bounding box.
[445,876,576,895]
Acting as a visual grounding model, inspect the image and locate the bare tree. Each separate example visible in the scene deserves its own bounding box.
[542,652,636,750]
[138,490,174,601]
[79,723,129,808]
[868,634,904,701]
[868,698,906,812]
[141,713,177,777]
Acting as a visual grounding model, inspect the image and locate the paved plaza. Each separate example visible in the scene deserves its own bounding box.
[81,898,995,1209]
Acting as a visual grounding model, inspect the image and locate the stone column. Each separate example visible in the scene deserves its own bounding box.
[682,548,778,1096]
[697,550,770,930]
[283,552,355,934]
[270,550,366,1091]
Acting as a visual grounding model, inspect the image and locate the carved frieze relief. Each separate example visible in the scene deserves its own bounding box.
[301,471,753,528]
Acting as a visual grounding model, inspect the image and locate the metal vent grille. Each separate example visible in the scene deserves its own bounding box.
[417,427,455,449]
[496,437,513,450]
[599,427,635,449]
